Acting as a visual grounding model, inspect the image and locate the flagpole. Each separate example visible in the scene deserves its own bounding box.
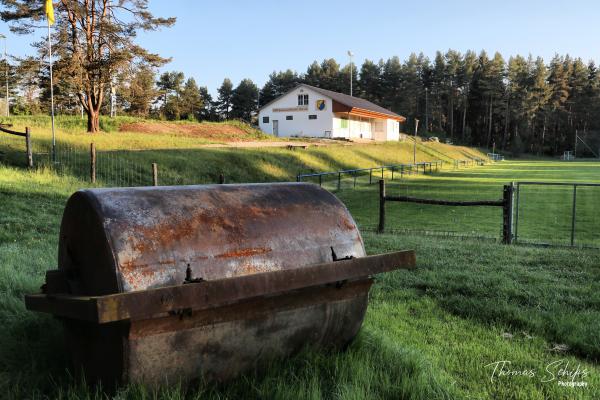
[47,18,56,163]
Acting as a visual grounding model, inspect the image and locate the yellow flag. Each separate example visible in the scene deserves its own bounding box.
[45,0,55,25]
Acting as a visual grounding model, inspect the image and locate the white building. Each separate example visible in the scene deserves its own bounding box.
[258,84,406,141]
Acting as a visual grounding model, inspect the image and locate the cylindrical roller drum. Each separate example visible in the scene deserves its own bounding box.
[57,183,369,385]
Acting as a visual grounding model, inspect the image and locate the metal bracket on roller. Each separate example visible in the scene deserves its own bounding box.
[25,250,415,324]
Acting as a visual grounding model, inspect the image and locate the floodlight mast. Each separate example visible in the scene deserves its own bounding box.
[347,50,354,96]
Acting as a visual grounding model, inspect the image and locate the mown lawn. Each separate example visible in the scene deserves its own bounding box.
[333,160,600,247]
[0,156,599,398]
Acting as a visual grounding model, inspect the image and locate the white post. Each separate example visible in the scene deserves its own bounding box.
[48,21,56,162]
[110,85,116,117]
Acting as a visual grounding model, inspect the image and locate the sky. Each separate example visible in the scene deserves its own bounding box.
[1,0,599,95]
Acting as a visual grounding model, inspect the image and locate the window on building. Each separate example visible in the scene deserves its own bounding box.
[297,94,309,106]
[308,115,317,120]
[286,115,293,120]
[262,116,269,124]
[340,118,349,129]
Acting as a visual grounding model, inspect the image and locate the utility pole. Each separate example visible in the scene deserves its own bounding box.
[425,88,429,133]
[0,34,8,117]
[347,50,354,96]
[413,119,419,164]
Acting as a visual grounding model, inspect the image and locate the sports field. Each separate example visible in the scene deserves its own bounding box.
[0,146,598,398]
[331,160,600,248]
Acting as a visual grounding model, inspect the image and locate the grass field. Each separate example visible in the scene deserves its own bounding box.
[330,160,600,248]
[0,115,484,189]
[0,121,599,399]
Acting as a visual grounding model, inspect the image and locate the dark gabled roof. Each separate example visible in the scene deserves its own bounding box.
[259,84,404,120]
[301,84,404,119]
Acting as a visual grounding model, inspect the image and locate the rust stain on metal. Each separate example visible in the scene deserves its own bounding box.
[215,247,271,259]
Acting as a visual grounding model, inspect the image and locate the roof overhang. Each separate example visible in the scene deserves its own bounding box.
[332,100,405,121]
[346,107,406,122]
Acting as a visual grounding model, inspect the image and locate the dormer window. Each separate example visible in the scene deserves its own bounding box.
[298,94,309,106]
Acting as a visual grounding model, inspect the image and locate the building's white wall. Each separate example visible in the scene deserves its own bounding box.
[258,87,333,138]
[385,119,400,141]
[372,119,387,141]
[332,117,349,138]
[258,85,403,141]
[333,115,373,139]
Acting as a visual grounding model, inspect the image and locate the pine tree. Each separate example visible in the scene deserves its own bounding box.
[156,72,185,120]
[180,78,203,121]
[304,61,323,86]
[216,78,234,120]
[122,66,157,117]
[547,55,571,152]
[357,60,383,102]
[259,70,299,106]
[458,50,477,140]
[198,86,218,121]
[231,79,259,122]
[445,50,463,139]
[381,56,402,113]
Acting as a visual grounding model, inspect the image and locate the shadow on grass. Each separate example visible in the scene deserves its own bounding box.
[2,322,457,400]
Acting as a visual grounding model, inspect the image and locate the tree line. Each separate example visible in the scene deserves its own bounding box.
[259,52,600,156]
[5,49,600,156]
[1,1,598,155]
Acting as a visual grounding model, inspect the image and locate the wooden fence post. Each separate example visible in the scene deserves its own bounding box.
[502,182,514,244]
[378,179,386,233]
[152,163,158,186]
[90,143,96,183]
[219,173,225,184]
[25,127,33,168]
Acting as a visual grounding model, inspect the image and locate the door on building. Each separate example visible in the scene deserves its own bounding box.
[273,120,279,137]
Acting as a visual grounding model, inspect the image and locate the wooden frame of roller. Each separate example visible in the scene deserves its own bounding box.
[26,250,415,324]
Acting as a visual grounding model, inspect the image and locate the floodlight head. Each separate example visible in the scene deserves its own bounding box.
[347,50,354,57]
[0,34,5,39]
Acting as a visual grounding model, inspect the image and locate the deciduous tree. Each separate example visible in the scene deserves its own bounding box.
[0,0,175,132]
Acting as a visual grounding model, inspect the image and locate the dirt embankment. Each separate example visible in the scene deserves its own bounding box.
[119,121,263,142]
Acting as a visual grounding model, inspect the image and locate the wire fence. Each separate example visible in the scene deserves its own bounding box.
[9,139,212,187]
[297,158,487,191]
[514,182,600,248]
[333,179,506,241]
[2,128,598,249]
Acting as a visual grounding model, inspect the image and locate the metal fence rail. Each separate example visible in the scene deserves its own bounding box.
[297,161,444,189]
[378,179,514,244]
[454,158,487,168]
[514,181,600,248]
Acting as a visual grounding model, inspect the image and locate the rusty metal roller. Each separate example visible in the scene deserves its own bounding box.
[26,183,415,388]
